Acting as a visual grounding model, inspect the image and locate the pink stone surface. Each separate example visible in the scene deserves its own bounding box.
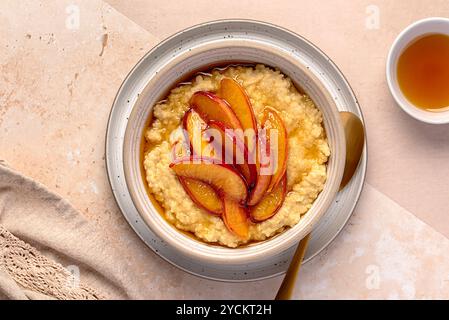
[1,0,449,299]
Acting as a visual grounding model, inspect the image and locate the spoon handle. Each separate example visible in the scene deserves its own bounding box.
[275,112,364,300]
[275,233,311,300]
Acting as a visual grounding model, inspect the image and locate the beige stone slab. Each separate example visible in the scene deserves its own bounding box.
[294,183,449,299]
[106,0,449,239]
[2,0,449,299]
[0,0,162,295]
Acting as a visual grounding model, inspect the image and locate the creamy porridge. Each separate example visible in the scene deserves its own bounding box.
[143,64,329,248]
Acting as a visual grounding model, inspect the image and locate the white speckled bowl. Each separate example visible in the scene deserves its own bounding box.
[121,20,346,271]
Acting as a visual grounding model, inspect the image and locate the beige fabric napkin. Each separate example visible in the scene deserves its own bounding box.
[0,160,144,300]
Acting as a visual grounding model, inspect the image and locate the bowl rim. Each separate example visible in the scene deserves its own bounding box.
[386,17,449,124]
[121,20,346,265]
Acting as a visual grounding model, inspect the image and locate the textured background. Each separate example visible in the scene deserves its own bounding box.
[1,0,449,299]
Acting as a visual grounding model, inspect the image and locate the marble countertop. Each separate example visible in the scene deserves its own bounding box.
[1,0,449,299]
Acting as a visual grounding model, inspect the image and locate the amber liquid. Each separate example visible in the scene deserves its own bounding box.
[397,33,449,111]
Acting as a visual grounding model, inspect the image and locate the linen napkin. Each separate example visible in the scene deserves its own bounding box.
[0,160,143,300]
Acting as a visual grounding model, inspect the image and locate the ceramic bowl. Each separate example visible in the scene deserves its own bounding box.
[122,20,346,269]
[386,17,449,124]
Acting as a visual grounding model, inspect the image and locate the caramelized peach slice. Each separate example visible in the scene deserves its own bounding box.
[190,92,242,130]
[262,107,288,192]
[247,132,272,206]
[217,78,257,135]
[182,108,220,158]
[179,177,223,215]
[207,120,257,187]
[222,196,249,239]
[170,130,191,161]
[248,175,271,206]
[250,174,286,222]
[182,108,208,156]
[170,157,248,202]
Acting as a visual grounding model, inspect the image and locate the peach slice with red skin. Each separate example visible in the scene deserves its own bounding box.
[249,174,286,222]
[262,107,288,192]
[182,108,220,158]
[247,131,272,206]
[207,120,257,187]
[190,91,242,131]
[170,157,248,202]
[182,108,208,156]
[178,177,223,215]
[222,196,249,239]
[217,78,257,143]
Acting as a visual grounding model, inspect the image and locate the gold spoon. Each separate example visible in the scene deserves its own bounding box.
[275,111,365,300]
